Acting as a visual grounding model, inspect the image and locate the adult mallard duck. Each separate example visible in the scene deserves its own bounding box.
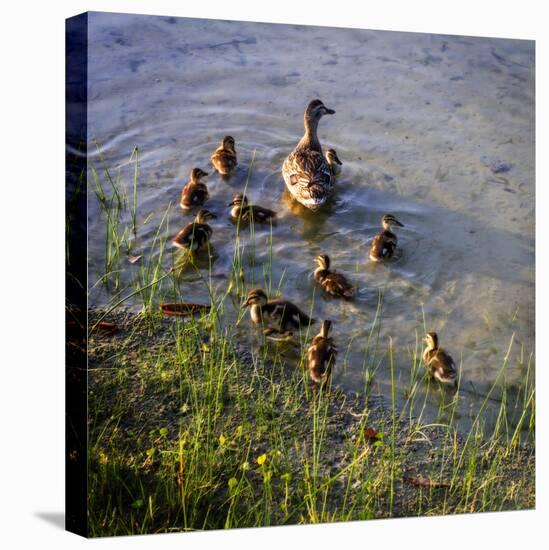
[282,99,336,210]
[242,288,315,337]
[307,320,337,384]
[211,136,237,175]
[369,214,404,262]
[228,193,277,224]
[180,168,209,210]
[325,148,342,177]
[422,332,458,387]
[172,209,217,252]
[313,254,355,299]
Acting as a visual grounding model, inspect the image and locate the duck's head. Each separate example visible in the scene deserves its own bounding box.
[190,167,209,182]
[313,254,330,270]
[221,135,236,153]
[243,288,268,307]
[423,332,439,350]
[326,149,342,167]
[228,193,248,207]
[195,209,217,223]
[305,99,336,123]
[319,319,332,339]
[382,214,404,230]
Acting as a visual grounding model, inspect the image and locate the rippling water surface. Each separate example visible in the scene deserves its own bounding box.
[87,12,535,431]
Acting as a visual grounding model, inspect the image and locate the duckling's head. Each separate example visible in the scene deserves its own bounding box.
[190,167,208,182]
[424,332,439,350]
[195,209,217,223]
[305,99,336,123]
[228,193,248,207]
[314,254,330,270]
[221,135,236,153]
[320,319,332,339]
[382,214,404,230]
[243,288,268,307]
[326,149,342,167]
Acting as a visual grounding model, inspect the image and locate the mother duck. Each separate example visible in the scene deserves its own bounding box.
[282,99,336,210]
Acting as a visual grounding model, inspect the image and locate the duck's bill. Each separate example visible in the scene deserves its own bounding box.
[324,108,335,115]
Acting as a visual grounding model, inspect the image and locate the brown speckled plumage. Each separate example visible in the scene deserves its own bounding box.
[172,209,216,252]
[211,136,237,175]
[228,194,277,224]
[313,255,355,299]
[422,332,457,386]
[282,99,336,210]
[180,168,209,210]
[369,214,404,262]
[307,320,337,384]
[325,148,343,177]
[243,288,315,334]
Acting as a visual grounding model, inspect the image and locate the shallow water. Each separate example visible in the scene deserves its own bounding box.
[86,12,535,432]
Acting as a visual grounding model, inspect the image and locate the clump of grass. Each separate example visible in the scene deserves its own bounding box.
[86,148,535,537]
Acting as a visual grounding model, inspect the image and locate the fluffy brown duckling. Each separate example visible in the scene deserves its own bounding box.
[172,209,217,252]
[307,320,337,384]
[179,168,209,210]
[211,136,238,175]
[325,148,343,177]
[369,214,404,262]
[313,254,355,299]
[228,194,277,224]
[422,332,458,387]
[242,288,315,336]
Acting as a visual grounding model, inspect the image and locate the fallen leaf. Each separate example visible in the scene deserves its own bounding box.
[128,254,143,264]
[364,427,379,442]
[160,303,211,317]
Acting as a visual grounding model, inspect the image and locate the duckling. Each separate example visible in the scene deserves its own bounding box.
[228,194,277,224]
[422,332,458,387]
[242,288,315,336]
[211,136,238,175]
[179,168,209,210]
[325,148,343,177]
[313,254,355,299]
[369,214,404,262]
[282,99,336,211]
[172,209,217,252]
[307,320,337,384]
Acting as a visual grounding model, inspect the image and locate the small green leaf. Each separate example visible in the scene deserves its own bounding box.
[146,447,156,457]
[131,499,144,509]
[159,427,168,437]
